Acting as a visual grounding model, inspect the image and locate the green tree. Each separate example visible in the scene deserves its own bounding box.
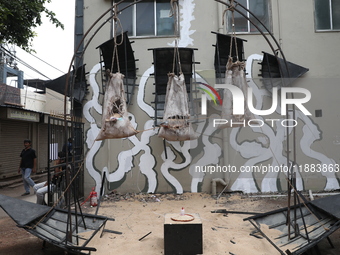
[0,0,64,51]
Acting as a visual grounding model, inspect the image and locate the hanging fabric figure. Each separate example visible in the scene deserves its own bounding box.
[218,3,252,128]
[220,58,252,128]
[158,72,197,141]
[157,1,196,141]
[96,71,138,140]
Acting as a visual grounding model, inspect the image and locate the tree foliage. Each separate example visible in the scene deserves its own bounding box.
[0,0,64,51]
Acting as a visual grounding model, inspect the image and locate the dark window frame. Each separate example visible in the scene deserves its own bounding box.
[314,0,340,32]
[226,0,272,34]
[116,0,177,38]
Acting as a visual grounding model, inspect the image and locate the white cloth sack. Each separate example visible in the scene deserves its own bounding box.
[96,72,138,140]
[158,73,197,141]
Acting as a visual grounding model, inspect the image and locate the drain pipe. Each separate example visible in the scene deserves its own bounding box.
[212,178,227,196]
[216,0,225,33]
[212,127,230,196]
[212,2,230,196]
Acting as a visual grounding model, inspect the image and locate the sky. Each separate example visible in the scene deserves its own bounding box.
[7,0,75,84]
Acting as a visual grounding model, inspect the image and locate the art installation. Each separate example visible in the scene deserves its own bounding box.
[158,72,197,141]
[219,58,252,128]
[95,71,138,140]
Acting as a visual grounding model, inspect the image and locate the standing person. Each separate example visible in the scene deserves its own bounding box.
[18,139,37,196]
[62,137,73,160]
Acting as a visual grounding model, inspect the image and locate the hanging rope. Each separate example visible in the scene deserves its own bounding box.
[170,0,179,37]
[222,0,236,26]
[228,0,240,65]
[221,0,240,66]
[170,0,182,75]
[169,0,179,18]
[111,3,124,73]
[172,39,183,74]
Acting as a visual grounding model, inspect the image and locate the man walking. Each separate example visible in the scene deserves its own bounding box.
[18,139,37,196]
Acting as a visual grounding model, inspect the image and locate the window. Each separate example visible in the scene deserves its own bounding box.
[116,0,176,37]
[227,0,271,33]
[315,0,340,31]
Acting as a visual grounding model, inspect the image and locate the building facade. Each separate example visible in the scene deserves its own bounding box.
[81,0,340,195]
[0,47,72,178]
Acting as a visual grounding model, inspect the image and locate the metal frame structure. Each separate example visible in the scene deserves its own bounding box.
[213,1,339,254]
[215,0,298,232]
[243,195,340,255]
[212,31,247,83]
[0,194,114,255]
[96,31,138,105]
[47,115,84,207]
[148,47,198,126]
[40,0,327,253]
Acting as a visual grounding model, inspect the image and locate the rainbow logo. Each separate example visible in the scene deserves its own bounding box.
[197,82,223,105]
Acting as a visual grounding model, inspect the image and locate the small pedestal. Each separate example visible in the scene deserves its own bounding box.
[164,213,203,255]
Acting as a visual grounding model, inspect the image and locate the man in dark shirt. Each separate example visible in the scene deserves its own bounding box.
[62,137,73,161]
[18,139,37,196]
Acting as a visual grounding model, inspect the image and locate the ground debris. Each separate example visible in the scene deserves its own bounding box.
[103,191,190,203]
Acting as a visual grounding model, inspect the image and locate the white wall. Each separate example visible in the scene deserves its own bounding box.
[82,0,340,195]
[20,88,70,114]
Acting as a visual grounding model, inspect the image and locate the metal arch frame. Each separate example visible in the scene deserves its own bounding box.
[214,0,297,180]
[215,0,291,80]
[62,1,295,133]
[64,0,143,105]
[62,0,145,244]
[65,0,297,190]
[64,1,298,179]
[214,0,304,243]
[63,0,301,241]
[63,0,180,143]
[61,0,156,209]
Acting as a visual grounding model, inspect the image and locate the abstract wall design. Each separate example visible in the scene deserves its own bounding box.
[83,0,339,194]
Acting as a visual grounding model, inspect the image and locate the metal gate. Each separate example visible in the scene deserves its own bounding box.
[46,116,84,207]
[0,120,30,179]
